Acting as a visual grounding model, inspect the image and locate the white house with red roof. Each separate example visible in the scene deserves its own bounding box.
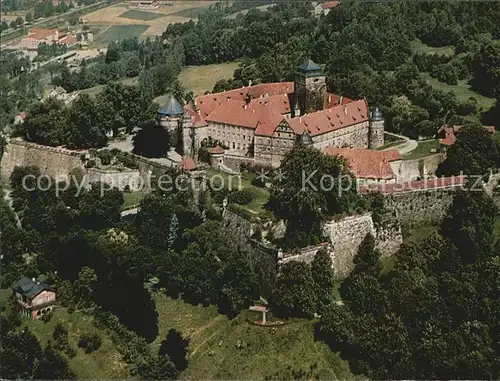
[20,28,59,50]
[157,58,385,168]
[314,1,340,16]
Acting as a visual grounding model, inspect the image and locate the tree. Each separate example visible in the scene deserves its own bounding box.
[311,248,334,314]
[352,233,381,276]
[75,266,97,307]
[22,97,67,146]
[132,120,170,158]
[437,124,500,176]
[471,38,500,97]
[1,327,43,379]
[267,145,358,248]
[441,189,497,264]
[272,261,317,318]
[78,333,102,353]
[65,94,109,149]
[159,329,189,371]
[34,343,75,379]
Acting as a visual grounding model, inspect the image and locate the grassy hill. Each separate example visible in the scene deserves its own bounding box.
[1,288,357,379]
[153,293,358,380]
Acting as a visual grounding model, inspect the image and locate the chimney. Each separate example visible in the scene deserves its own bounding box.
[344,105,348,115]
[248,80,252,87]
[299,117,302,123]
[339,96,343,104]
[244,105,247,110]
[32,278,36,282]
[328,94,331,103]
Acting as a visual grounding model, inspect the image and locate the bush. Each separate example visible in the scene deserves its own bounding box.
[78,333,103,354]
[228,189,254,205]
[251,176,266,187]
[41,311,53,323]
[97,149,113,165]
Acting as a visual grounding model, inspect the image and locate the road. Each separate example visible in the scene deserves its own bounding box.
[382,131,418,156]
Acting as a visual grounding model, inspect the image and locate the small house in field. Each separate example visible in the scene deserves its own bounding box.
[12,276,56,319]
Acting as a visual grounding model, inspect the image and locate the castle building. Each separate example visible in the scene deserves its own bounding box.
[157,58,385,168]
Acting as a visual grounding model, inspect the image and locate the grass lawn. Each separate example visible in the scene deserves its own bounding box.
[421,73,496,111]
[205,169,270,215]
[403,224,439,244]
[153,293,357,380]
[176,62,240,96]
[0,290,130,379]
[403,139,440,160]
[77,77,138,97]
[122,191,145,209]
[411,39,455,56]
[96,25,149,44]
[119,9,165,21]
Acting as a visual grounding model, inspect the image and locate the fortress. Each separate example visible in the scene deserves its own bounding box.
[157,59,385,168]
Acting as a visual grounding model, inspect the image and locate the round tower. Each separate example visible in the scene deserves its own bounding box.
[369,107,385,149]
[157,94,184,131]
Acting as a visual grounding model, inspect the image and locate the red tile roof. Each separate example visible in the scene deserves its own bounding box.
[28,28,57,41]
[288,99,369,137]
[438,124,495,146]
[323,92,353,109]
[321,1,340,9]
[184,104,208,128]
[179,157,196,171]
[195,82,294,119]
[59,34,77,46]
[324,148,402,180]
[205,99,284,130]
[208,146,225,154]
[359,175,467,194]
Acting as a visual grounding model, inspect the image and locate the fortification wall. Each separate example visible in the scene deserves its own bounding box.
[87,169,142,191]
[391,153,444,181]
[385,188,457,226]
[322,213,402,278]
[1,139,86,181]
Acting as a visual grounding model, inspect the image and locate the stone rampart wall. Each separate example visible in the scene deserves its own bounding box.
[1,139,86,181]
[390,153,444,181]
[384,188,457,226]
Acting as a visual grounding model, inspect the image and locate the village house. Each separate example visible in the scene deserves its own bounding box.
[438,124,495,150]
[314,1,340,16]
[157,58,385,169]
[19,28,59,50]
[12,276,56,320]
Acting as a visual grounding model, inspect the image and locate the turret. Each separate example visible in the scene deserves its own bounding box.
[369,107,385,149]
[298,130,313,146]
[157,94,184,131]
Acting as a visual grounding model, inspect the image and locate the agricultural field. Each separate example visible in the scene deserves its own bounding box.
[119,9,166,21]
[95,24,149,44]
[85,1,217,40]
[177,62,240,95]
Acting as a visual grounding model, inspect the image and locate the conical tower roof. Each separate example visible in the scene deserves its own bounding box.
[299,130,313,146]
[158,94,184,115]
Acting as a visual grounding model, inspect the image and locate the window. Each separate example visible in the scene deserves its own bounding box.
[233,142,235,149]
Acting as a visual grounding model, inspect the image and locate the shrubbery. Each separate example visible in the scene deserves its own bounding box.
[228,189,254,205]
[78,333,103,353]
